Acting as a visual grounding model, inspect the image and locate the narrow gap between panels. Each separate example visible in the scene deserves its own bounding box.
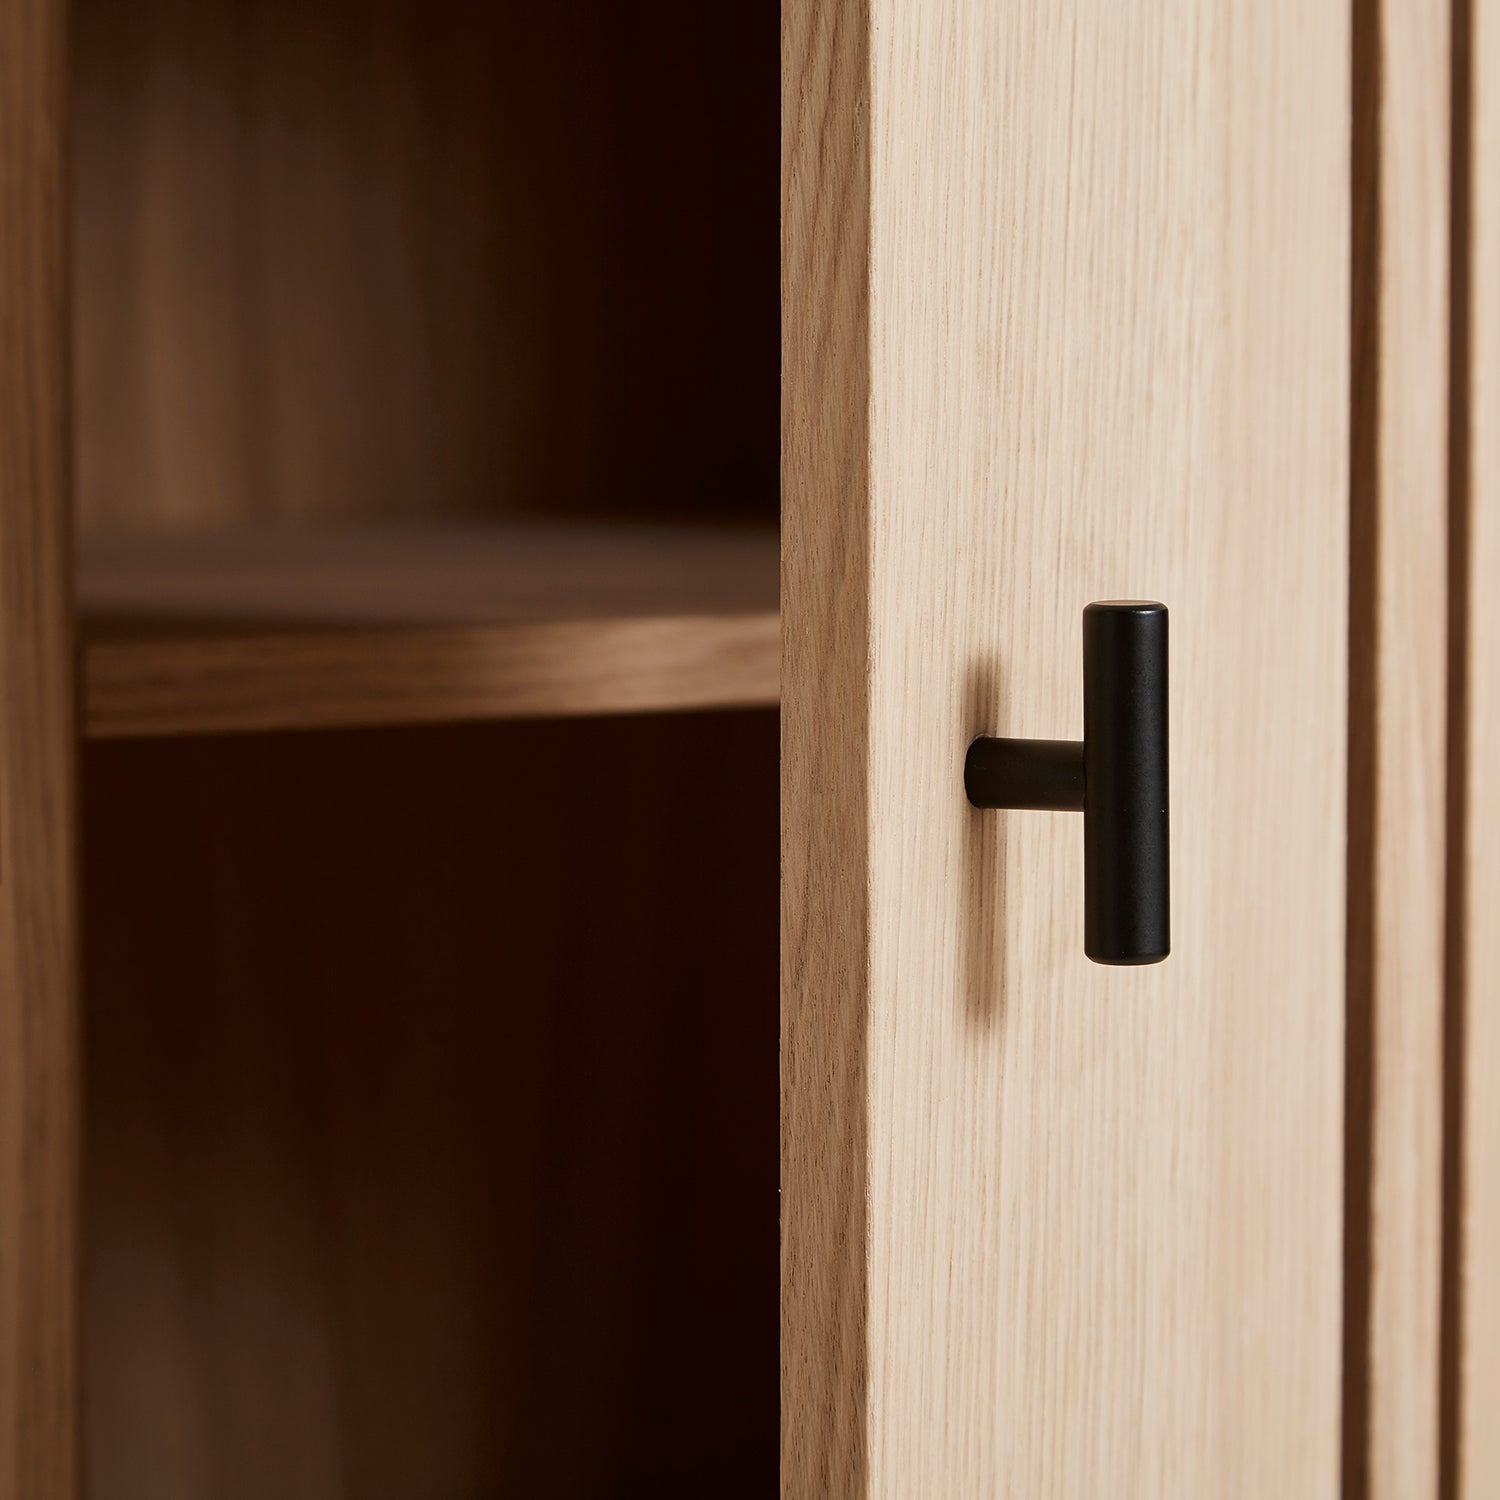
[1438,0,1473,1489]
[1342,0,1381,1493]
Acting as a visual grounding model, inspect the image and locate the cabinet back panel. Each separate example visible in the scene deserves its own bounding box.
[73,0,773,528]
[81,712,776,1499]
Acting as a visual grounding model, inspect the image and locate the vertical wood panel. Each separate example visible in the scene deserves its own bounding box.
[782,0,1349,1493]
[780,0,871,1491]
[1457,0,1500,1487]
[1346,0,1451,1492]
[864,1,1347,1489]
[0,0,78,1492]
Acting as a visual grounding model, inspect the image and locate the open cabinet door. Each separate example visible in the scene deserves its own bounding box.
[782,0,1349,1493]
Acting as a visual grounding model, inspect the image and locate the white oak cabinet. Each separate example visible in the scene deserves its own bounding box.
[781,0,1492,1495]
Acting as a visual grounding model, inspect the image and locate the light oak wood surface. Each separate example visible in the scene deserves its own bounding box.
[0,0,78,1492]
[78,525,779,737]
[1347,0,1451,1492]
[783,0,1349,1494]
[1458,0,1499,1487]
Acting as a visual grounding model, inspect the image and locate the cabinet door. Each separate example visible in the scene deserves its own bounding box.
[782,0,1348,1494]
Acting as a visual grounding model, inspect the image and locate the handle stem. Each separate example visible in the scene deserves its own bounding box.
[964,737,1083,811]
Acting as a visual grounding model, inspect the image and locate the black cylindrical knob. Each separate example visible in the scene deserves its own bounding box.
[1082,602,1169,964]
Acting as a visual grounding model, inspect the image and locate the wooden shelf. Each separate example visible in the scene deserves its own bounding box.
[78,523,779,739]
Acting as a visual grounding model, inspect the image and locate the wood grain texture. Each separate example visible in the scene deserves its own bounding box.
[82,715,777,1499]
[780,0,870,1492]
[782,0,1349,1493]
[72,0,774,531]
[1457,0,1500,1487]
[78,526,778,736]
[1346,0,1451,1491]
[0,0,79,1493]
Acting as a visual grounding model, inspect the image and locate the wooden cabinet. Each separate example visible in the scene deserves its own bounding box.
[0,0,1492,1495]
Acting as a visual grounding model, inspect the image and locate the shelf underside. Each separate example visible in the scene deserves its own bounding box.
[79,524,780,738]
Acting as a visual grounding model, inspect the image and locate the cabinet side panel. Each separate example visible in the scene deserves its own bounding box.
[781,0,873,1494]
[863,0,1348,1493]
[0,0,79,1492]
